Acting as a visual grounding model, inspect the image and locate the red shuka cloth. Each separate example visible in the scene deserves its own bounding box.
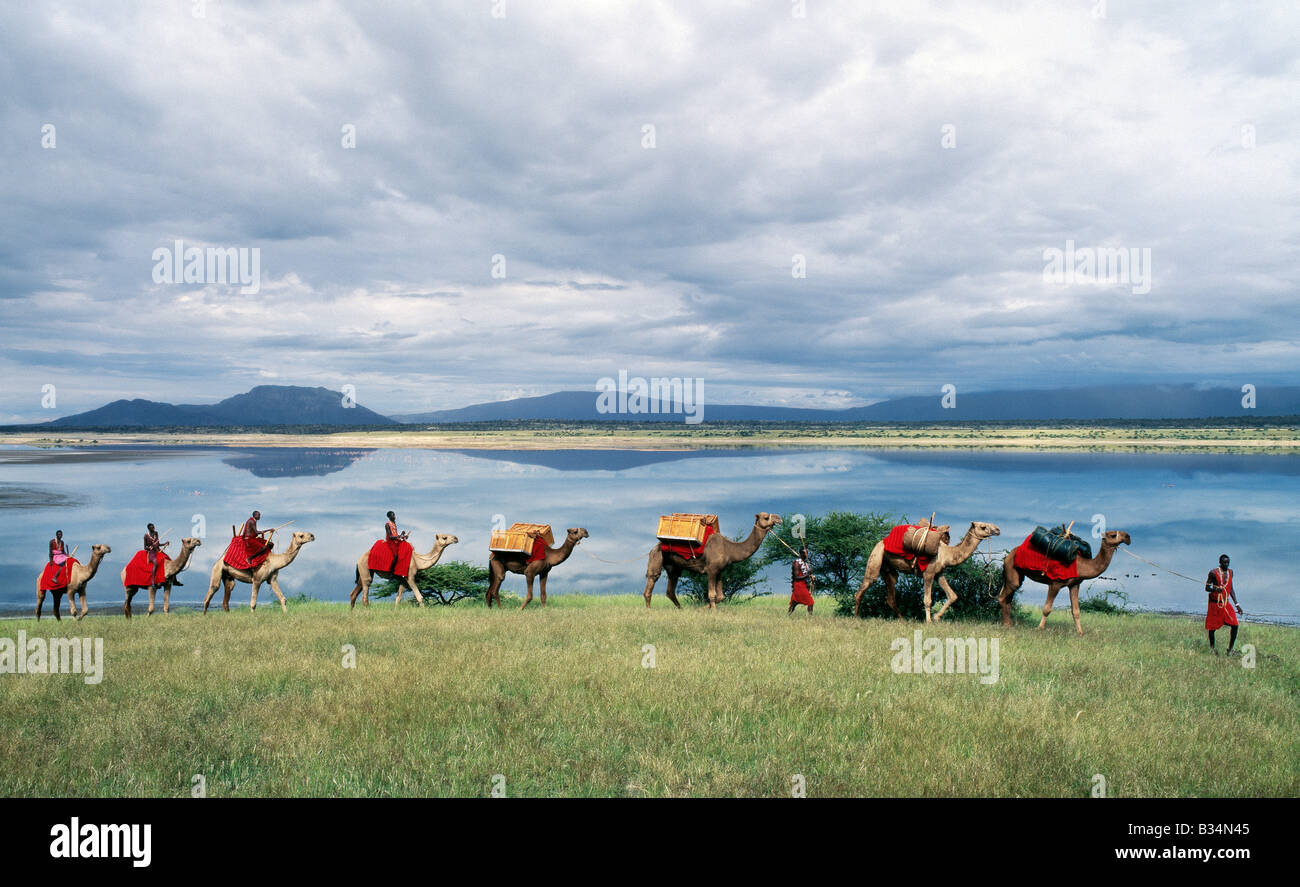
[883,524,933,573]
[528,535,548,563]
[1013,534,1080,582]
[223,536,271,572]
[790,579,814,606]
[368,539,414,576]
[1205,593,1239,630]
[39,558,79,591]
[1205,569,1238,630]
[660,524,716,560]
[123,549,170,587]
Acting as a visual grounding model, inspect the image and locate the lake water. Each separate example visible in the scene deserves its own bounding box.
[2,444,1297,623]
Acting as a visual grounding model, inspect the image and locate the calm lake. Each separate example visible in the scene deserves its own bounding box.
[2,444,1296,623]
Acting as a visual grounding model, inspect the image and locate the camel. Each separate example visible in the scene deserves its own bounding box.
[122,537,202,619]
[854,521,1001,622]
[36,544,111,622]
[643,512,782,610]
[203,531,316,613]
[349,533,460,609]
[486,527,589,609]
[999,530,1131,635]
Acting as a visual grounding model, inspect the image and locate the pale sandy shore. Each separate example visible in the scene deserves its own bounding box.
[2,427,1298,452]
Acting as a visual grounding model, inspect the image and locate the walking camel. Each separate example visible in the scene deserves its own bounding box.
[644,512,783,610]
[999,529,1131,635]
[203,531,316,613]
[854,521,1001,621]
[36,544,111,622]
[122,537,202,619]
[350,533,460,609]
[486,527,589,609]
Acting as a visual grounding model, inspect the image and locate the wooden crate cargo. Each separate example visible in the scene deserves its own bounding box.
[489,522,554,554]
[656,513,718,545]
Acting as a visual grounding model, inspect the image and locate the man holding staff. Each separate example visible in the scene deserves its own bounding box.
[242,510,275,563]
[788,545,815,615]
[1205,553,1242,655]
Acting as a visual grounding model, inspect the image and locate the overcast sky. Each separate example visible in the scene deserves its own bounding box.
[2,0,1297,421]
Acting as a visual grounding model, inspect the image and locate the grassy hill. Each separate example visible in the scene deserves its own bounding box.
[3,596,1296,797]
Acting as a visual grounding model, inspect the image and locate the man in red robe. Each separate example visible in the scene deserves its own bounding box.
[242,510,274,565]
[788,546,815,614]
[1205,553,1242,655]
[143,523,174,590]
[48,530,69,585]
[384,511,408,572]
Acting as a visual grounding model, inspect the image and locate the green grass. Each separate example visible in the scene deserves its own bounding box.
[2,595,1296,797]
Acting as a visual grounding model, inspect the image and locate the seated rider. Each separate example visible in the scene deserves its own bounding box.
[385,511,409,572]
[48,530,68,578]
[242,510,275,564]
[144,523,177,588]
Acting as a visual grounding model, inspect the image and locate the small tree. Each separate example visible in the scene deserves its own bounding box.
[676,534,770,603]
[373,560,490,605]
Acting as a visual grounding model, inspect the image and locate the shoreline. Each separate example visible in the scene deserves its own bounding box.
[3,427,1300,453]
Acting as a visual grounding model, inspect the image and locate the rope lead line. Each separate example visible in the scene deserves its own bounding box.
[1121,547,1205,584]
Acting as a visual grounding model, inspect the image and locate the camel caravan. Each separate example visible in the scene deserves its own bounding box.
[34,507,1134,635]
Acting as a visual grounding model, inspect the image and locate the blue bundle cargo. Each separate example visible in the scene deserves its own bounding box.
[1029,524,1093,564]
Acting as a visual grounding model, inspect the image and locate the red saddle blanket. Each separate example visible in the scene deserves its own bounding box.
[883,524,933,573]
[368,540,414,576]
[39,558,79,591]
[223,536,271,572]
[660,525,715,560]
[1014,534,1079,582]
[123,549,170,587]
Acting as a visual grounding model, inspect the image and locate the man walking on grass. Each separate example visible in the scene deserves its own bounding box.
[1205,553,1242,655]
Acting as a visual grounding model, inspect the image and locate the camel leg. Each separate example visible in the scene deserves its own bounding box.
[643,549,662,608]
[855,546,883,617]
[349,570,364,609]
[51,590,63,622]
[933,574,958,622]
[222,577,234,612]
[163,581,171,615]
[885,573,902,620]
[1068,582,1083,636]
[269,575,288,613]
[520,570,535,610]
[664,568,682,610]
[486,561,504,609]
[998,565,1023,627]
[147,584,156,616]
[922,575,935,623]
[125,587,136,620]
[1038,583,1063,629]
[539,572,547,607]
[406,572,425,608]
[35,589,45,621]
[706,572,721,610]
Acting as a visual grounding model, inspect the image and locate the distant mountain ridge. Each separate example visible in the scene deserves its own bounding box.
[393,384,1300,423]
[47,385,394,427]
[23,383,1300,429]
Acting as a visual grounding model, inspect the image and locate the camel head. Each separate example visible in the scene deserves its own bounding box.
[436,533,459,548]
[1101,530,1131,547]
[290,531,316,547]
[565,528,589,545]
[755,513,782,530]
[181,537,202,551]
[969,522,1001,539]
[91,543,112,557]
